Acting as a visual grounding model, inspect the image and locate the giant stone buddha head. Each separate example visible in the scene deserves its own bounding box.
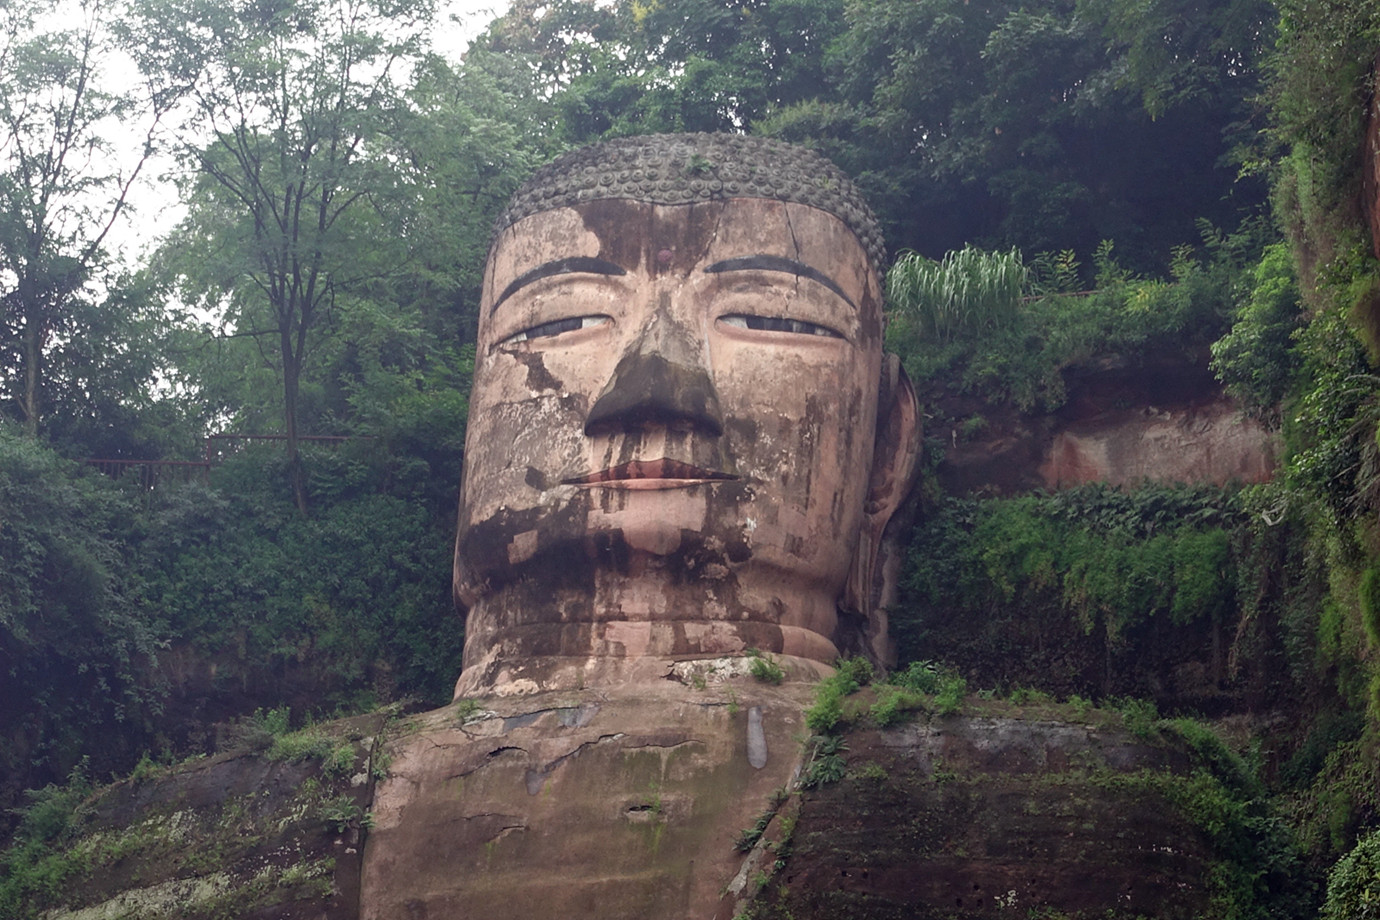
[453,133,921,694]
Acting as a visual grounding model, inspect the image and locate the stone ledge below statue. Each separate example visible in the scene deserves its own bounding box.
[361,681,1236,920]
[21,685,1261,919]
[362,679,816,920]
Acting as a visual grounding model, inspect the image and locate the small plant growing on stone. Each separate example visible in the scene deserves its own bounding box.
[1066,694,1093,718]
[851,760,889,783]
[801,735,848,788]
[268,727,334,763]
[890,659,942,693]
[806,664,870,733]
[870,685,924,727]
[748,651,785,685]
[318,795,363,834]
[805,684,845,734]
[834,656,874,687]
[128,751,160,783]
[735,810,776,852]
[1115,697,1160,738]
[1009,686,1053,705]
[933,673,968,716]
[322,742,357,778]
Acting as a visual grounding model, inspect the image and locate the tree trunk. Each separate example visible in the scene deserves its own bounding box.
[282,331,309,516]
[20,289,41,438]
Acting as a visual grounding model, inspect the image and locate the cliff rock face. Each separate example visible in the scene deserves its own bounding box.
[14,684,1268,920]
[20,711,388,920]
[747,711,1216,920]
[937,361,1278,494]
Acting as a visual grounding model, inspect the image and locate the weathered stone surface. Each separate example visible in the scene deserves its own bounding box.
[749,710,1218,920]
[937,361,1278,494]
[1038,397,1277,488]
[494,133,888,270]
[361,676,817,920]
[20,712,387,920]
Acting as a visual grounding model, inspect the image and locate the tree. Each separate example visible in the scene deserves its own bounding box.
[475,0,848,142]
[760,0,1270,269]
[0,0,168,439]
[127,0,435,513]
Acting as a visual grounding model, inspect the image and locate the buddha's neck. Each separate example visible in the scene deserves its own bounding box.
[454,572,841,696]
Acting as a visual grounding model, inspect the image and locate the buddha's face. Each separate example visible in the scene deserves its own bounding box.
[455,197,886,683]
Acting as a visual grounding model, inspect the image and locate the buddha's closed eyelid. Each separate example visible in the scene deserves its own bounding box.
[719,314,844,339]
[499,315,610,346]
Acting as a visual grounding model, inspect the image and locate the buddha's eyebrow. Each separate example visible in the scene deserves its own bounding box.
[491,257,627,314]
[703,255,856,310]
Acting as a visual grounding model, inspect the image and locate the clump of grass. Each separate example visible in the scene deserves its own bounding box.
[805,659,871,734]
[746,649,785,685]
[870,685,926,727]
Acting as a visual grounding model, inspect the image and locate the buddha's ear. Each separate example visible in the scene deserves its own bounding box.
[841,353,923,667]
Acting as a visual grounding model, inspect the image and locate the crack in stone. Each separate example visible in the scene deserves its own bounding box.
[524,733,627,795]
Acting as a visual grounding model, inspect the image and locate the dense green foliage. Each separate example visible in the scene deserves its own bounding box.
[894,483,1249,700]
[1322,828,1380,919]
[0,429,462,817]
[3,0,1380,914]
[893,229,1261,420]
[0,431,155,800]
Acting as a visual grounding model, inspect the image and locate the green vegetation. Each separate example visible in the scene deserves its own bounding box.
[1322,829,1380,919]
[2,0,1380,915]
[746,649,786,685]
[895,483,1245,696]
[886,247,1026,346]
[891,229,1264,420]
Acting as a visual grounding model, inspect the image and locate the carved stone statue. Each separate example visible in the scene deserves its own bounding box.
[453,133,921,694]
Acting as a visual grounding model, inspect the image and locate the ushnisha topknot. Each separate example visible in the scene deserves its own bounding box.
[494,132,887,271]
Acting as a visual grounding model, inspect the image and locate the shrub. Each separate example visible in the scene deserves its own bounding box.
[933,674,967,716]
[1323,830,1380,920]
[871,686,924,727]
[890,660,943,693]
[748,653,785,685]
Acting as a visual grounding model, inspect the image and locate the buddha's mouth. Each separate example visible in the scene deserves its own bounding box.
[564,458,737,490]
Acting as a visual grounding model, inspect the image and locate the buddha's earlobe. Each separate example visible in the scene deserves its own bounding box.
[841,353,923,667]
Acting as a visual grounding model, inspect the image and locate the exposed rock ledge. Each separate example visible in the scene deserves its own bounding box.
[25,681,1240,920]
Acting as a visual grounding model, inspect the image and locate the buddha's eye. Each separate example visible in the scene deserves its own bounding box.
[720,314,843,339]
[502,315,609,345]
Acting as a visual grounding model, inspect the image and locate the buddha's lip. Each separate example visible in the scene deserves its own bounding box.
[564,458,737,488]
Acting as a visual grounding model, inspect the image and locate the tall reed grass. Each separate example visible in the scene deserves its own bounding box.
[885,246,1026,344]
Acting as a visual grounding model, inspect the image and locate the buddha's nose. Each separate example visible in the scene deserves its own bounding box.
[584,292,724,437]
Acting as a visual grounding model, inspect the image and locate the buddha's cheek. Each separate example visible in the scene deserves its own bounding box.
[713,345,878,583]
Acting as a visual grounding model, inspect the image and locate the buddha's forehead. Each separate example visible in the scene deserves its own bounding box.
[483,197,880,315]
